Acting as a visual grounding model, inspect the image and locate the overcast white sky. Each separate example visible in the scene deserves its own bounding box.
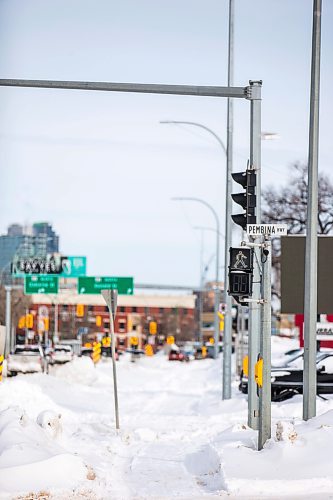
[0,0,332,286]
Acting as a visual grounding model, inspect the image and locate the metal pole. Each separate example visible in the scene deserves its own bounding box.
[102,290,120,430]
[109,306,120,429]
[54,303,59,341]
[199,229,205,344]
[222,0,234,400]
[248,80,262,430]
[303,0,321,421]
[5,286,11,357]
[0,78,249,99]
[258,237,272,450]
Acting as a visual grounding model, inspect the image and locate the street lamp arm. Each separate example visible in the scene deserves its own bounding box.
[171,197,220,235]
[193,225,225,239]
[160,120,226,155]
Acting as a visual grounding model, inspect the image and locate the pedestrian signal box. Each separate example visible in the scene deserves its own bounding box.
[228,247,254,304]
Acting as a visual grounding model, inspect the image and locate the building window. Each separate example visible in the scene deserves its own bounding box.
[132,307,137,313]
[183,308,187,316]
[119,306,125,313]
[132,325,137,331]
[159,307,163,314]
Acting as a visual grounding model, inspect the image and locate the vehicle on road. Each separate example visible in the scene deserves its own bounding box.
[169,349,186,362]
[48,344,73,365]
[7,345,45,376]
[239,351,333,401]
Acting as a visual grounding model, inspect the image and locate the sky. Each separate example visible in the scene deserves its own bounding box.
[0,0,332,287]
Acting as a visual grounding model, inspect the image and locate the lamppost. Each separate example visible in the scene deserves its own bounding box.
[193,226,224,346]
[172,196,221,359]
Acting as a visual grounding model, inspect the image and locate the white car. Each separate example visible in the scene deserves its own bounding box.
[48,344,73,365]
[7,345,45,376]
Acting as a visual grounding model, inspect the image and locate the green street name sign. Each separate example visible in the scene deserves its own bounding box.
[24,275,59,294]
[78,276,134,295]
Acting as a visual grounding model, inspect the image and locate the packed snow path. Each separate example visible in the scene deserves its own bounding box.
[1,340,333,499]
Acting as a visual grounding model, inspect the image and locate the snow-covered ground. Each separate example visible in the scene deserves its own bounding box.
[1,337,333,499]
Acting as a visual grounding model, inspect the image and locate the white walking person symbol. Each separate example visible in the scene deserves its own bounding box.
[234,251,247,269]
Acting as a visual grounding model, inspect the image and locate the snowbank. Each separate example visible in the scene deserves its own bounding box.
[0,406,87,497]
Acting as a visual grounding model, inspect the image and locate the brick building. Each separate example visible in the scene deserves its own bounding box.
[21,292,196,349]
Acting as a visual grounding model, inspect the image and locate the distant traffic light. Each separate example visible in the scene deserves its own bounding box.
[96,315,102,327]
[149,321,157,335]
[43,317,49,331]
[231,168,256,229]
[76,304,84,317]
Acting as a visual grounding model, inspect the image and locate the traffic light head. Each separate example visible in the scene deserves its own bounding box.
[231,169,257,229]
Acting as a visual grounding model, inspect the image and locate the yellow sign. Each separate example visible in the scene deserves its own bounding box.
[92,342,101,363]
[145,344,154,356]
[202,346,207,358]
[149,321,157,335]
[242,355,249,377]
[209,337,215,345]
[130,336,139,346]
[255,357,263,387]
[166,335,175,345]
[26,313,33,329]
[102,336,111,347]
[76,304,84,317]
[0,355,3,382]
[18,316,26,329]
[96,315,102,327]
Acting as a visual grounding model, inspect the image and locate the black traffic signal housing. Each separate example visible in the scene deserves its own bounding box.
[228,247,254,305]
[231,169,256,230]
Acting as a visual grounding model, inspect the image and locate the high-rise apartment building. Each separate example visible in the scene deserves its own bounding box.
[0,222,59,282]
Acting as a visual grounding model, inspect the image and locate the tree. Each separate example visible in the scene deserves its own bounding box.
[262,163,333,298]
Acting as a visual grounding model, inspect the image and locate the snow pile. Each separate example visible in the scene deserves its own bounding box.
[214,410,333,497]
[0,406,87,497]
[1,337,333,498]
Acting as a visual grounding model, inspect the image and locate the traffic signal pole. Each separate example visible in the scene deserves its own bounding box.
[248,81,262,430]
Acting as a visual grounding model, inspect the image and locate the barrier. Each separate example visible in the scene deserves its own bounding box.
[92,343,101,364]
[0,355,3,381]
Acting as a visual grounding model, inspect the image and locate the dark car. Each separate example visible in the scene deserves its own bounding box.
[168,349,186,362]
[239,352,333,401]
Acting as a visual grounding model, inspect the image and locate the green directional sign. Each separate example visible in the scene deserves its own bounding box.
[24,275,59,294]
[78,276,134,295]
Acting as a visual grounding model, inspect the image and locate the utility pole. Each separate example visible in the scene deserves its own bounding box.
[223,0,234,400]
[303,0,322,421]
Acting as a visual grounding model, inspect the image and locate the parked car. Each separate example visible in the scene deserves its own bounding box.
[168,349,186,362]
[239,351,333,401]
[48,344,73,365]
[7,345,45,376]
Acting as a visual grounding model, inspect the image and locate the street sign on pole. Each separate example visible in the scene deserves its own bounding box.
[24,276,59,294]
[78,277,133,295]
[102,289,120,430]
[246,224,287,236]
